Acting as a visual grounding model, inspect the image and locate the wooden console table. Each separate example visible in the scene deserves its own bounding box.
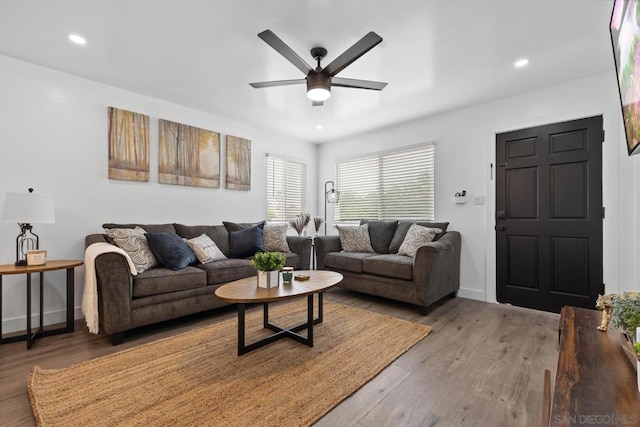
[0,260,83,349]
[550,306,640,426]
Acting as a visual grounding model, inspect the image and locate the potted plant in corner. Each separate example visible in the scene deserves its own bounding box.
[611,293,640,391]
[251,251,287,289]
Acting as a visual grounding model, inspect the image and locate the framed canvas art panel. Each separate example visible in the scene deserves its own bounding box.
[108,107,150,182]
[158,119,221,188]
[226,135,251,191]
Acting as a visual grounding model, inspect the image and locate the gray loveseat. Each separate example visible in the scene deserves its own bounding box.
[315,220,461,314]
[85,222,311,344]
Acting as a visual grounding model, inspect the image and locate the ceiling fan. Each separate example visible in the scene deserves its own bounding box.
[250,30,387,106]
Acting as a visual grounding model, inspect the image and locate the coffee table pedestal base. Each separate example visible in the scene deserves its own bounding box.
[237,293,324,356]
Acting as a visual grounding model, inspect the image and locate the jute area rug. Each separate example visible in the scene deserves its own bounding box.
[29,300,431,426]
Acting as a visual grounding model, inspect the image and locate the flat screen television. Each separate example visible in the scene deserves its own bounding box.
[611,0,640,155]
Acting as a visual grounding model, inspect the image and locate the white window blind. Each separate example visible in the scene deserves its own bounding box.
[335,144,435,222]
[267,156,307,223]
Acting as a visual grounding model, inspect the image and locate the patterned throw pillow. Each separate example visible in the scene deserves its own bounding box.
[336,224,375,253]
[397,224,443,258]
[184,234,228,264]
[104,226,158,273]
[263,225,290,252]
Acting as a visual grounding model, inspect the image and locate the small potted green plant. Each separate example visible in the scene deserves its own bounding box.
[251,251,286,288]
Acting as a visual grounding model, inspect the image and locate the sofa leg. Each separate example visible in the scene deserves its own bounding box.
[418,306,429,316]
[110,332,125,346]
[449,291,458,298]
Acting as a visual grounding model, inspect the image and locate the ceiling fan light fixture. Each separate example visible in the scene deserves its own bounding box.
[307,87,331,102]
[306,73,331,101]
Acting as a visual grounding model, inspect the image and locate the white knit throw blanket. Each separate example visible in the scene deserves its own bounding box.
[82,242,137,334]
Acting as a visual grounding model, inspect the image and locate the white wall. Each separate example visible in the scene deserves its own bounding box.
[319,72,640,302]
[0,55,318,333]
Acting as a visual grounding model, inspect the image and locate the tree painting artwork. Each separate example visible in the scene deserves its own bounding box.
[158,119,220,188]
[108,107,150,182]
[226,135,251,191]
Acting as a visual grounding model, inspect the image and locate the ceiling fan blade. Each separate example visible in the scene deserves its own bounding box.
[249,79,306,88]
[258,30,313,75]
[323,32,383,77]
[312,100,324,107]
[332,77,387,91]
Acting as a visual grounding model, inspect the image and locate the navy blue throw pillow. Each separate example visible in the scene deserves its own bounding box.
[145,233,197,270]
[229,223,265,258]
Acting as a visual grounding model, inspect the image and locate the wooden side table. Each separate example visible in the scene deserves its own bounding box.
[0,259,83,349]
[550,306,640,426]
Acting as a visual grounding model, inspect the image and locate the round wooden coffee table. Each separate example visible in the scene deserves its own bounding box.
[215,270,343,355]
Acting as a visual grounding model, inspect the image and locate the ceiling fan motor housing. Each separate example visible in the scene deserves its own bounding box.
[307,72,331,92]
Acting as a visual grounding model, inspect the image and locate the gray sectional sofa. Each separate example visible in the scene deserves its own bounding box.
[315,220,461,314]
[85,222,311,344]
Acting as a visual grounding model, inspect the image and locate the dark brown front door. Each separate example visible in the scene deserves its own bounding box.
[496,116,603,313]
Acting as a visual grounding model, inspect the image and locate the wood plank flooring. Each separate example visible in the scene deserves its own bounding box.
[0,289,559,427]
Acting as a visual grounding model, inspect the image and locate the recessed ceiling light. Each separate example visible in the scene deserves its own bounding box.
[316,125,324,130]
[68,34,87,46]
[514,58,529,68]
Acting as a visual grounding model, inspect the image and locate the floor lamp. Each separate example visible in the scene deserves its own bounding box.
[324,181,340,235]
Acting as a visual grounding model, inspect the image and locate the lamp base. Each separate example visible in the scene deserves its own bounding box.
[15,223,39,266]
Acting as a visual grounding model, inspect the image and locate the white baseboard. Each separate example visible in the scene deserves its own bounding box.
[457,287,486,301]
[2,306,82,334]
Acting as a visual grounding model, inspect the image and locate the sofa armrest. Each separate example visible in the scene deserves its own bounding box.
[286,236,312,269]
[314,236,342,270]
[85,233,109,247]
[413,231,461,306]
[87,234,135,336]
[93,252,134,336]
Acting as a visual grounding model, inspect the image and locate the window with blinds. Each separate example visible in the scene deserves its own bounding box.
[334,144,435,223]
[267,156,308,223]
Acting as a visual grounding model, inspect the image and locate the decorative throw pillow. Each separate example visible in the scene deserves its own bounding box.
[145,233,197,270]
[336,224,375,253]
[184,233,227,264]
[223,220,266,233]
[229,223,265,258]
[263,224,290,252]
[389,221,449,253]
[104,226,158,273]
[397,224,443,258]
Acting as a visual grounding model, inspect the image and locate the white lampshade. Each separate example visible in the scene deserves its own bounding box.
[2,192,55,224]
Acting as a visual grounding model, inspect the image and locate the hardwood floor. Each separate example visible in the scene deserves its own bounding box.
[0,289,559,426]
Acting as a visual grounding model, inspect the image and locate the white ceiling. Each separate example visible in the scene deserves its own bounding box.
[0,0,615,143]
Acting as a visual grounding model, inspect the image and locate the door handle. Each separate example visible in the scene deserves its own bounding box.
[497,225,506,231]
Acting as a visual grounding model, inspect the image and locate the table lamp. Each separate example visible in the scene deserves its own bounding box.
[2,188,55,266]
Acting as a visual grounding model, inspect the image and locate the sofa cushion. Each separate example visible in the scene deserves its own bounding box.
[184,233,228,264]
[263,224,290,252]
[389,221,450,254]
[362,254,414,281]
[336,224,375,253]
[324,252,377,274]
[398,224,442,258]
[229,223,265,258]
[104,226,158,273]
[174,224,230,257]
[102,223,177,234]
[145,232,198,270]
[132,266,207,298]
[196,258,257,285]
[360,220,399,254]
